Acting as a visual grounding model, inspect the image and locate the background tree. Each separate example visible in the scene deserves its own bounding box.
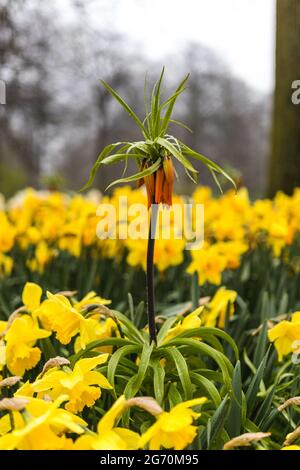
[269,0,300,196]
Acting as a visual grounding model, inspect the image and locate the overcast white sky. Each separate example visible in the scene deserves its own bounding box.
[111,0,276,93]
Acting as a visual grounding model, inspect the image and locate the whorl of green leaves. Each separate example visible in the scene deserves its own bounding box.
[81,67,236,192]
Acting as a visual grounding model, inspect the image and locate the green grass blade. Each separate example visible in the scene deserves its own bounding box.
[200,395,230,449]
[227,361,243,438]
[246,351,269,416]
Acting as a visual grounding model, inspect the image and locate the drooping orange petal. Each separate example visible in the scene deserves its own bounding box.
[155,167,165,204]
[144,174,155,208]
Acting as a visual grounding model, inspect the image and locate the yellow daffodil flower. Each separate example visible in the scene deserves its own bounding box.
[74,317,117,353]
[36,292,83,344]
[73,291,111,311]
[139,397,207,450]
[0,213,16,253]
[162,306,203,343]
[74,395,139,450]
[36,290,113,348]
[22,282,43,312]
[5,315,51,376]
[28,354,112,413]
[0,320,7,374]
[203,287,237,328]
[268,312,300,361]
[187,244,227,286]
[0,395,86,450]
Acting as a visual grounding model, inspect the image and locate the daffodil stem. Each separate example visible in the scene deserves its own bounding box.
[147,201,158,344]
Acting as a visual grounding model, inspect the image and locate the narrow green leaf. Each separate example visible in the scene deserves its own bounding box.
[166,347,193,400]
[246,351,269,416]
[101,153,142,165]
[255,386,276,427]
[70,338,134,366]
[169,119,193,133]
[124,342,153,398]
[159,73,189,136]
[80,142,128,191]
[227,361,243,437]
[168,383,183,408]
[170,327,239,360]
[200,396,230,449]
[107,344,140,397]
[163,338,233,388]
[112,310,145,343]
[156,137,197,173]
[181,142,237,190]
[105,158,161,190]
[190,372,221,406]
[157,316,179,345]
[253,321,268,368]
[151,66,165,136]
[151,359,165,405]
[100,79,149,138]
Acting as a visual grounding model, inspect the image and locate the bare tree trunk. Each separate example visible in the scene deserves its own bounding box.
[268,0,300,196]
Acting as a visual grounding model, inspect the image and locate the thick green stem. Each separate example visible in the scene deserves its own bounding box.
[146,202,158,344]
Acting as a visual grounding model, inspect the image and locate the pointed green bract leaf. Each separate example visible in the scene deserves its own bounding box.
[100,79,149,138]
[156,137,197,174]
[210,169,223,194]
[101,153,142,165]
[159,74,189,136]
[181,142,237,190]
[151,67,165,136]
[80,142,129,191]
[169,119,193,133]
[106,158,161,190]
[185,167,198,184]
